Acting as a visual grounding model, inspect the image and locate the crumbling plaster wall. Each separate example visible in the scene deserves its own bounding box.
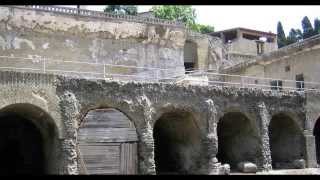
[0,6,186,79]
[186,32,224,71]
[186,33,210,70]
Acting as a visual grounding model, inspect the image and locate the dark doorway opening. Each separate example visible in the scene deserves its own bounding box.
[217,112,260,171]
[184,41,197,73]
[153,111,201,174]
[0,114,45,175]
[269,114,304,169]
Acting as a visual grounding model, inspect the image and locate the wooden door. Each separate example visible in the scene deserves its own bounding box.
[78,109,138,174]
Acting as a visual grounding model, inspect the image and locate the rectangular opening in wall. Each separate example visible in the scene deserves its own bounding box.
[256,41,264,55]
[243,33,260,40]
[184,41,197,74]
[224,31,237,43]
[296,74,304,91]
[285,65,290,72]
[270,80,283,91]
[184,63,195,74]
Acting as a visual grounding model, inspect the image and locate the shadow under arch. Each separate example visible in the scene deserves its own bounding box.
[153,109,202,174]
[217,111,261,171]
[77,107,139,174]
[269,113,305,169]
[313,117,320,165]
[0,103,60,174]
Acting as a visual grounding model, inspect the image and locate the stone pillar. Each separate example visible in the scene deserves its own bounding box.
[138,120,156,174]
[205,99,223,174]
[136,96,156,174]
[303,130,318,168]
[58,91,81,175]
[59,138,78,174]
[257,102,272,171]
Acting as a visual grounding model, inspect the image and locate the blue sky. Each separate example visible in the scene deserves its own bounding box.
[61,5,320,35]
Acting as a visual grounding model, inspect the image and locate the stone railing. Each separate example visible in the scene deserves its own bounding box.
[227,52,256,61]
[277,34,320,52]
[0,55,319,92]
[4,5,185,28]
[186,29,205,38]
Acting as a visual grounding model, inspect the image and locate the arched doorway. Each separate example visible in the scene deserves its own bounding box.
[153,111,201,174]
[269,113,304,169]
[313,118,320,165]
[78,108,138,174]
[217,112,261,171]
[0,103,58,174]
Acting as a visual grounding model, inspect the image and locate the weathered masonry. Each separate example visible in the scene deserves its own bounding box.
[0,70,317,174]
[0,6,186,80]
[0,5,319,175]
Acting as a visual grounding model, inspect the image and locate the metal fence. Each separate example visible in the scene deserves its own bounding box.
[0,55,319,92]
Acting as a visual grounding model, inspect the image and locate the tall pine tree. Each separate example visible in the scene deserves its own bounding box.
[277,21,287,48]
[314,18,320,35]
[302,16,315,39]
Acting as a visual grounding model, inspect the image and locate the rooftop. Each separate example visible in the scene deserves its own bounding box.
[208,27,277,37]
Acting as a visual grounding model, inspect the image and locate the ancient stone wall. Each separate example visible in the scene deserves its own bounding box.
[0,6,186,80]
[186,31,225,71]
[0,70,311,174]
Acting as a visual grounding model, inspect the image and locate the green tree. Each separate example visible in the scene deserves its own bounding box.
[277,21,287,48]
[286,28,303,45]
[104,5,137,15]
[190,23,214,34]
[197,24,215,34]
[152,5,196,27]
[302,16,315,39]
[151,6,214,34]
[314,18,320,34]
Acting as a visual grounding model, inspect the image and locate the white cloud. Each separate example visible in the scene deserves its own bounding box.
[193,5,320,35]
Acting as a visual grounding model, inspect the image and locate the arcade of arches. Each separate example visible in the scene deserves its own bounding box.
[0,104,317,174]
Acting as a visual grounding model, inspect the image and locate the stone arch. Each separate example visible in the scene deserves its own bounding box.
[313,117,320,165]
[217,110,261,171]
[78,105,143,137]
[269,113,305,169]
[153,109,202,174]
[269,108,304,130]
[77,107,139,174]
[0,103,60,174]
